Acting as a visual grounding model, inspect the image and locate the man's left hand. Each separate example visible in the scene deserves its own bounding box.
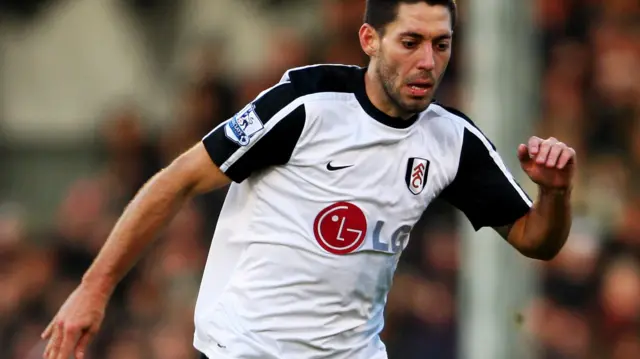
[517,136,576,190]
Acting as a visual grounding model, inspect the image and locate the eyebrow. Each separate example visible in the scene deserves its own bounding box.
[400,32,452,41]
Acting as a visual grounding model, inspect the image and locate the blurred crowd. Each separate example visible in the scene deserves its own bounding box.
[1,0,640,358]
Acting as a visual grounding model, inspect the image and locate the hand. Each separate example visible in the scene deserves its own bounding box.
[41,284,109,359]
[517,136,576,190]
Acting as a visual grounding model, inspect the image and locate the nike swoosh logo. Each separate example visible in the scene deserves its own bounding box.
[326,162,353,171]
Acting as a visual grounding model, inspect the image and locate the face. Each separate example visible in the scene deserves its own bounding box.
[362,3,453,117]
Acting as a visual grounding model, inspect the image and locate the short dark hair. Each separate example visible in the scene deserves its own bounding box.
[364,0,457,34]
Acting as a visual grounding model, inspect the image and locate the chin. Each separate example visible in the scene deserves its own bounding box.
[401,99,431,114]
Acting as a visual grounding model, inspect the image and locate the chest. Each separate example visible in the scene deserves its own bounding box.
[289,113,460,212]
[255,103,463,256]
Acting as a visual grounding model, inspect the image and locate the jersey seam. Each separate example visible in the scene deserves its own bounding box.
[428,105,464,185]
[431,104,533,207]
[288,92,357,161]
[219,96,303,172]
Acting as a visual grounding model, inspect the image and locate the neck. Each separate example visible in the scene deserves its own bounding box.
[364,67,412,120]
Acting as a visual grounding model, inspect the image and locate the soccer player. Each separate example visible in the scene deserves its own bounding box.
[42,1,576,358]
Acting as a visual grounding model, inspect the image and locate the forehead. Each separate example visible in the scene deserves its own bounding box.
[385,2,452,38]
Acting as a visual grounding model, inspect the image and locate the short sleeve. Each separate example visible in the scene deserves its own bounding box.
[439,124,533,231]
[201,81,306,183]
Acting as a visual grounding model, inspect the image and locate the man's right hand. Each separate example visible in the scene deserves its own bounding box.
[41,284,109,359]
[40,143,230,359]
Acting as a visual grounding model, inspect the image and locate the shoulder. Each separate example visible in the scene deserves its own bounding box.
[252,64,362,111]
[280,64,364,96]
[427,102,481,133]
[427,102,496,150]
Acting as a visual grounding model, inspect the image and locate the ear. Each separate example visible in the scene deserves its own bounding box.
[359,23,380,57]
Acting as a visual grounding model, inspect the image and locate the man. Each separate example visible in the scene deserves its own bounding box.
[42,1,576,358]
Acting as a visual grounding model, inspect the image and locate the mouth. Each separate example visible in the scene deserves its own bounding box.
[406,82,434,97]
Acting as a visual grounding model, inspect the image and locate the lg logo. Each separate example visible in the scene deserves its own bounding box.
[313,202,367,255]
[313,202,411,255]
[371,221,412,254]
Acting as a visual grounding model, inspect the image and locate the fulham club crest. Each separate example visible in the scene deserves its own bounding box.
[405,157,430,195]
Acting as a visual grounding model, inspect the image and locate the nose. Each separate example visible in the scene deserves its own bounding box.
[416,44,436,71]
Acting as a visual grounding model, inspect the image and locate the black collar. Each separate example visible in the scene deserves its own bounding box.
[353,67,419,129]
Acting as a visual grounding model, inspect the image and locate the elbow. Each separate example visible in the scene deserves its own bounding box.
[142,157,197,200]
[527,248,560,261]
[519,239,565,261]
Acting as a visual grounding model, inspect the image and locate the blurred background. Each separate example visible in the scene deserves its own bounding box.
[0,0,639,358]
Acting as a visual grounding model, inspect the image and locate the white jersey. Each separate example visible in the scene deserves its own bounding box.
[193,64,532,359]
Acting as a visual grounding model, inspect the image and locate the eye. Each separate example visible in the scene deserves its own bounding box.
[402,40,418,49]
[436,42,451,51]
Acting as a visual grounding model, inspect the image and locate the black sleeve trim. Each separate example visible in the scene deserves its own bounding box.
[202,82,306,183]
[224,104,305,182]
[439,127,532,231]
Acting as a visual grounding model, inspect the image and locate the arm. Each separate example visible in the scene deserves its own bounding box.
[85,80,306,295]
[43,78,307,359]
[495,187,571,260]
[496,137,575,260]
[42,144,229,359]
[439,122,573,261]
[81,143,229,296]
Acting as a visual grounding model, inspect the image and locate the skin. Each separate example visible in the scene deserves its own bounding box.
[359,2,453,118]
[42,143,230,359]
[506,136,575,261]
[42,3,575,359]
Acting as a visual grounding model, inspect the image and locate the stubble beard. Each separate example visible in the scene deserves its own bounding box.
[376,56,433,117]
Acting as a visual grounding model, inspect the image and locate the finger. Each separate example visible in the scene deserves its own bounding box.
[545,143,565,168]
[44,338,54,359]
[75,331,94,359]
[47,325,63,359]
[517,144,530,162]
[44,322,62,358]
[556,147,576,169]
[535,140,554,164]
[44,323,62,359]
[42,318,56,339]
[54,328,80,359]
[527,136,543,155]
